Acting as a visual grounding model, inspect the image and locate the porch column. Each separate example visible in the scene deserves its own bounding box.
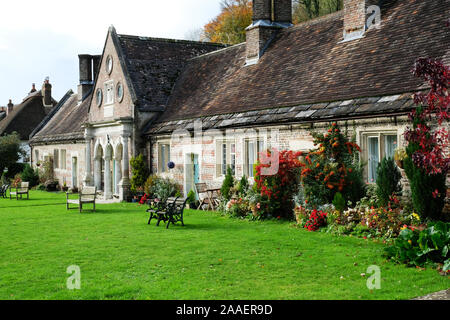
[94,156,102,191]
[114,157,122,195]
[83,131,93,186]
[119,133,131,201]
[104,155,112,199]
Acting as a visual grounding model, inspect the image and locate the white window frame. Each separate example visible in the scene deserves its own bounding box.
[60,149,67,170]
[244,138,265,178]
[216,140,236,177]
[158,143,171,173]
[360,131,398,183]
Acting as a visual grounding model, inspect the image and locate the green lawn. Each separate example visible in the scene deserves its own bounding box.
[0,191,448,300]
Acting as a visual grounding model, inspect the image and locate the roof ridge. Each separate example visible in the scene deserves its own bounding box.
[117,33,226,47]
[189,42,246,61]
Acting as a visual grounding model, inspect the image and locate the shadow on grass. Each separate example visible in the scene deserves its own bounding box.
[0,202,67,209]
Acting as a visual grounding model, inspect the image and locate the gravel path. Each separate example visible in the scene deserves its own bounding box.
[412,289,450,300]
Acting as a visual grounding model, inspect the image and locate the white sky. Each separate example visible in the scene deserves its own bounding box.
[0,0,222,106]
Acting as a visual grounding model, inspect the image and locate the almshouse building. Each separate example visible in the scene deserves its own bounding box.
[30,0,450,201]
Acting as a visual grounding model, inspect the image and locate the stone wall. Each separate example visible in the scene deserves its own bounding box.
[31,142,86,189]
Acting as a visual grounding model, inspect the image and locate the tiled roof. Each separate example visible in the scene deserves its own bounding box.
[154,0,449,124]
[0,90,56,140]
[115,33,226,112]
[30,92,91,144]
[146,93,416,135]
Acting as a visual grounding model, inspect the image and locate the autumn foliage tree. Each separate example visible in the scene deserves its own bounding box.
[300,123,366,208]
[403,57,449,221]
[203,0,252,45]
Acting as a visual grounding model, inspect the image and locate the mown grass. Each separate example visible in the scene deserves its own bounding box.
[0,191,448,300]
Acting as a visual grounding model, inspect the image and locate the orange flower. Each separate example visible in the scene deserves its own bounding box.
[327,184,334,189]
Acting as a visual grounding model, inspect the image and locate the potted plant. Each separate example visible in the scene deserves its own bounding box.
[394,148,407,169]
[186,190,197,209]
[62,182,69,192]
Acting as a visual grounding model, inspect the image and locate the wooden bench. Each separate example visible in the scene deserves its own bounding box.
[10,182,29,200]
[66,186,97,213]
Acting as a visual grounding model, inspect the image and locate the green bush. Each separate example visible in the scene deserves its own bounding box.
[404,142,446,221]
[144,175,162,197]
[187,189,196,205]
[130,154,149,193]
[221,166,234,201]
[238,175,249,196]
[153,177,180,201]
[376,157,402,207]
[21,164,39,187]
[384,222,450,270]
[332,192,345,213]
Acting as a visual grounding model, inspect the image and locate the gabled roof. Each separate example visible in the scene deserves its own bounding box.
[30,92,91,144]
[0,90,57,140]
[111,28,226,112]
[153,0,450,124]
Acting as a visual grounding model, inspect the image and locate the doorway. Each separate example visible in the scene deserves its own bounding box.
[185,153,199,197]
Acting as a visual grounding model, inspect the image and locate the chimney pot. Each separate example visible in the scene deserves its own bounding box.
[30,83,36,93]
[42,78,52,107]
[6,99,14,116]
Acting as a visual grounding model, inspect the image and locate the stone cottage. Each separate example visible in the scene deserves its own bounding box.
[0,80,57,163]
[30,0,450,201]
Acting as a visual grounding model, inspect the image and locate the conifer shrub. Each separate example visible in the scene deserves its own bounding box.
[376,157,402,207]
[221,166,234,201]
[20,164,39,187]
[130,154,149,193]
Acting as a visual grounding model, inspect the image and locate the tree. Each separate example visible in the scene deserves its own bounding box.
[293,0,343,23]
[130,154,149,193]
[203,0,252,45]
[403,57,449,221]
[0,132,25,178]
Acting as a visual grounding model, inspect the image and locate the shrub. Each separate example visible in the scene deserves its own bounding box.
[384,222,450,270]
[300,123,366,208]
[21,164,39,187]
[376,157,402,207]
[254,150,304,219]
[238,175,249,196]
[225,197,250,218]
[38,158,54,184]
[187,189,196,206]
[404,134,446,221]
[153,177,180,201]
[221,166,234,201]
[12,174,22,188]
[144,175,163,197]
[332,192,346,213]
[303,209,328,232]
[130,154,149,193]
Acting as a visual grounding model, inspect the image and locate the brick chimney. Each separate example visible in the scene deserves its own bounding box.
[6,99,14,116]
[343,0,367,41]
[245,0,292,66]
[78,54,95,102]
[92,55,102,82]
[42,77,52,107]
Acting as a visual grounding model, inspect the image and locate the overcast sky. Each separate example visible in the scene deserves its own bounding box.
[0,0,222,106]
